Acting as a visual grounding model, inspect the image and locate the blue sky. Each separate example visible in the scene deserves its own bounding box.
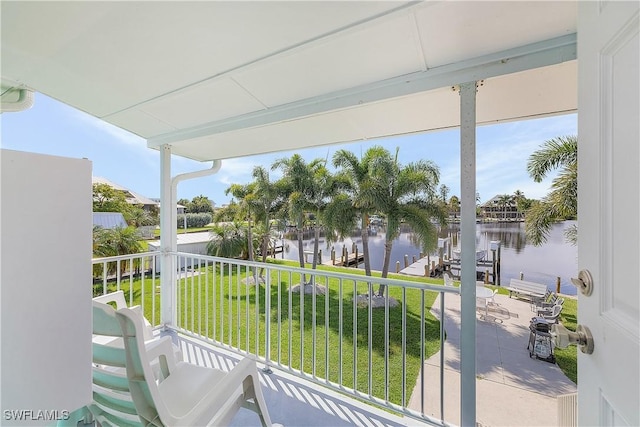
[1,93,576,206]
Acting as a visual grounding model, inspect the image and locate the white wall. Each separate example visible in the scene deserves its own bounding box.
[1,150,92,425]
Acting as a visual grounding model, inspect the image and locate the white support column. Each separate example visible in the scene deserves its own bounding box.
[459,81,477,427]
[160,144,176,327]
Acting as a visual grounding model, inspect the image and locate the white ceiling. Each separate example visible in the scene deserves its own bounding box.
[1,1,577,161]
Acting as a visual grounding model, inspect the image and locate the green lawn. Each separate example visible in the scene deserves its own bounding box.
[94,260,444,406]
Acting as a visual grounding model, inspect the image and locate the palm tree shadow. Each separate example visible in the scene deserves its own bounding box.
[270,279,440,360]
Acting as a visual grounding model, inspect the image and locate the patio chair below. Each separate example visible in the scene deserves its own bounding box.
[116,307,278,426]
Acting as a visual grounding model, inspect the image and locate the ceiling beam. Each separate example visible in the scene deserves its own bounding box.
[148,33,576,148]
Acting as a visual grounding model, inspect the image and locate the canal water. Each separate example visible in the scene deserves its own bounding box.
[280,221,578,295]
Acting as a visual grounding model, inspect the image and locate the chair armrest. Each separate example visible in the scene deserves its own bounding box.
[145,336,179,380]
[129,305,154,341]
[93,290,128,310]
[179,358,261,426]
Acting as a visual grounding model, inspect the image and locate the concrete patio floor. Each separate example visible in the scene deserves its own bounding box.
[408,292,577,426]
[171,332,431,427]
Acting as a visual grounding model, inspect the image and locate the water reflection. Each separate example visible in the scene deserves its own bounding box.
[280,221,578,295]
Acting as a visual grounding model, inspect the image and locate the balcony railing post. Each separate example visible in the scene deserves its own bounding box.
[459,80,478,427]
[160,144,177,328]
[263,267,272,373]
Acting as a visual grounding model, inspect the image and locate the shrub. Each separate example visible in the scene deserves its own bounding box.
[177,213,212,228]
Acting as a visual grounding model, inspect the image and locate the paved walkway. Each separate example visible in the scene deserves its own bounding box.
[409,292,576,426]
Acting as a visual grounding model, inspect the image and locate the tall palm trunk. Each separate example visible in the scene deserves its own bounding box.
[312,214,320,270]
[360,213,372,277]
[361,226,372,276]
[296,215,307,284]
[261,217,269,264]
[379,238,393,296]
[246,216,254,262]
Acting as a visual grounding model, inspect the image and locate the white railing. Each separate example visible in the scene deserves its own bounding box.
[91,251,459,425]
[92,252,161,326]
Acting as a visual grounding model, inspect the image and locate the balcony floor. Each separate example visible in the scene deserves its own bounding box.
[163,331,432,427]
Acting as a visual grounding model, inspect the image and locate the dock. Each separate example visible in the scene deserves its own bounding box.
[400,241,502,285]
[399,255,442,276]
[327,252,364,267]
[301,244,366,268]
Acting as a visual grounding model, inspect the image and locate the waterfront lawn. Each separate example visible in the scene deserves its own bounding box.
[97,260,443,406]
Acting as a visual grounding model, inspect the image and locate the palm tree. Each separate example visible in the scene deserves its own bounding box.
[127,207,153,227]
[329,147,387,277]
[497,194,513,220]
[272,154,321,271]
[249,166,285,264]
[92,226,143,276]
[448,195,460,218]
[306,162,342,270]
[512,190,531,219]
[439,184,450,203]
[366,147,447,296]
[206,222,250,259]
[526,135,578,245]
[225,183,258,263]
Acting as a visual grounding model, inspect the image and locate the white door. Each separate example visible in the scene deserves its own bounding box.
[578,1,639,425]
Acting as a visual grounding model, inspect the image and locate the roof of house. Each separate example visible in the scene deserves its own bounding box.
[93,212,127,229]
[93,176,158,207]
[481,195,517,208]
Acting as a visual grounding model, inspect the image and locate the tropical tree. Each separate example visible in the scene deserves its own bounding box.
[127,206,154,227]
[366,147,448,296]
[225,183,258,263]
[448,195,460,218]
[92,225,143,276]
[305,162,341,270]
[213,202,239,223]
[93,183,137,221]
[497,194,513,220]
[177,198,190,211]
[188,195,214,213]
[249,166,285,264]
[329,147,387,277]
[206,222,250,259]
[272,154,321,271]
[525,135,578,245]
[439,184,450,203]
[512,190,532,216]
[93,225,142,257]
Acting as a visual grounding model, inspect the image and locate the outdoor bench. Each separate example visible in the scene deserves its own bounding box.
[505,278,547,302]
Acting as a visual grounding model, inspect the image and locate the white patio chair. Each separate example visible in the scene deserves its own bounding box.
[93,291,154,341]
[92,291,183,364]
[535,303,564,324]
[444,273,455,288]
[115,307,276,426]
[88,293,183,426]
[487,289,499,306]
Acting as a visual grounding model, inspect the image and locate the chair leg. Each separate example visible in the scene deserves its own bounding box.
[244,372,274,427]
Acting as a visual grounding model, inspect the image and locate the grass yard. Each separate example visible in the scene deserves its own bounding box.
[94,259,444,406]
